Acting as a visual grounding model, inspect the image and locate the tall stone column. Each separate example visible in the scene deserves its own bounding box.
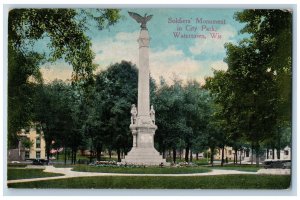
[137,29,150,123]
[122,12,167,166]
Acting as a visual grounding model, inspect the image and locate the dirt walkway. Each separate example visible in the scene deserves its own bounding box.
[7,166,290,184]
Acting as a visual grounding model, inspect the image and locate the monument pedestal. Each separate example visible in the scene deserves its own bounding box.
[122,123,167,165]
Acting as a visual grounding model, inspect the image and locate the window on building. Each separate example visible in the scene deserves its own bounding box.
[229,150,232,155]
[36,127,41,134]
[246,150,250,157]
[36,137,41,148]
[284,150,289,155]
[36,151,41,159]
[270,151,273,156]
[25,151,30,159]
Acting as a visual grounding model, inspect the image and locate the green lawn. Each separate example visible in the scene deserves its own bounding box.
[72,165,211,174]
[8,174,291,189]
[209,164,261,172]
[7,168,64,180]
[53,164,77,168]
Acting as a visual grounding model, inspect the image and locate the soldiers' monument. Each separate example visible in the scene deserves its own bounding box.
[122,12,167,165]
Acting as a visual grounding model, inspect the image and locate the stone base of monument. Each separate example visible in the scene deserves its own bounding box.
[122,147,168,166]
[122,123,168,166]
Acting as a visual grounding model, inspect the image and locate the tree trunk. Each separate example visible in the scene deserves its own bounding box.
[190,149,193,162]
[267,149,269,159]
[221,146,225,166]
[251,145,254,165]
[276,148,281,159]
[71,149,73,164]
[210,147,214,166]
[234,148,238,165]
[185,146,189,162]
[233,151,236,165]
[45,139,51,165]
[255,145,260,167]
[96,144,102,161]
[89,149,93,163]
[64,146,67,165]
[46,147,50,165]
[74,149,77,164]
[196,153,199,160]
[172,147,177,164]
[117,148,121,162]
[239,150,242,165]
[179,148,182,160]
[109,148,112,159]
[162,146,166,159]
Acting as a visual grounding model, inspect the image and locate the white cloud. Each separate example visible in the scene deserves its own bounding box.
[93,31,230,86]
[40,30,229,85]
[189,24,237,56]
[210,60,228,71]
[150,49,205,85]
[93,31,139,70]
[40,62,73,83]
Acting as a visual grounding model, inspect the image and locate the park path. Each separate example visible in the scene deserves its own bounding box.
[7,166,290,184]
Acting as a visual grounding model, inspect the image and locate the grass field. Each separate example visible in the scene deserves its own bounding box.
[8,174,291,189]
[209,165,261,172]
[72,165,212,174]
[7,168,64,180]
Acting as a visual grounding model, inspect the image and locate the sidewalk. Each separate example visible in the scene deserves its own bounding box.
[7,166,290,184]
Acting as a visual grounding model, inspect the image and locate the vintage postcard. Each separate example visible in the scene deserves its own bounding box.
[6,7,293,190]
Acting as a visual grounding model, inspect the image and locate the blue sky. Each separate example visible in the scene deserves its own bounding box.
[40,8,248,84]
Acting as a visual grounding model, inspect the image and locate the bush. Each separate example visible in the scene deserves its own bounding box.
[8,163,27,168]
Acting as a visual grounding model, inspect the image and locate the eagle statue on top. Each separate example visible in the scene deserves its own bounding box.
[128,12,153,30]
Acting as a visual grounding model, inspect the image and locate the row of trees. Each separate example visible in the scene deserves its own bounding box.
[26,61,222,164]
[205,10,292,166]
[8,9,292,166]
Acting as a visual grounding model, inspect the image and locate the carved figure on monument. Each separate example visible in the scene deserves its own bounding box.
[130,104,138,124]
[150,105,155,124]
[128,12,153,30]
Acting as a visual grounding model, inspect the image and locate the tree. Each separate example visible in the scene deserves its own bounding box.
[94,61,139,162]
[182,81,211,162]
[204,9,292,166]
[8,8,121,148]
[154,78,187,163]
[33,80,78,163]
[7,45,44,148]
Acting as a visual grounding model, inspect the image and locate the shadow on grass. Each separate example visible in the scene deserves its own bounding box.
[7,168,64,180]
[8,174,291,189]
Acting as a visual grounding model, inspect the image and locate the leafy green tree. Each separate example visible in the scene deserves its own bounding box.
[33,80,78,163]
[8,8,121,148]
[94,61,138,162]
[7,45,44,148]
[20,137,34,149]
[204,9,292,166]
[182,81,211,162]
[154,78,187,163]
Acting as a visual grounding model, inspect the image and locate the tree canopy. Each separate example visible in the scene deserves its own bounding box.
[8,9,121,147]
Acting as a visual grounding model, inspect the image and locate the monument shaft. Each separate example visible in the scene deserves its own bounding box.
[123,12,167,165]
[137,30,150,120]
